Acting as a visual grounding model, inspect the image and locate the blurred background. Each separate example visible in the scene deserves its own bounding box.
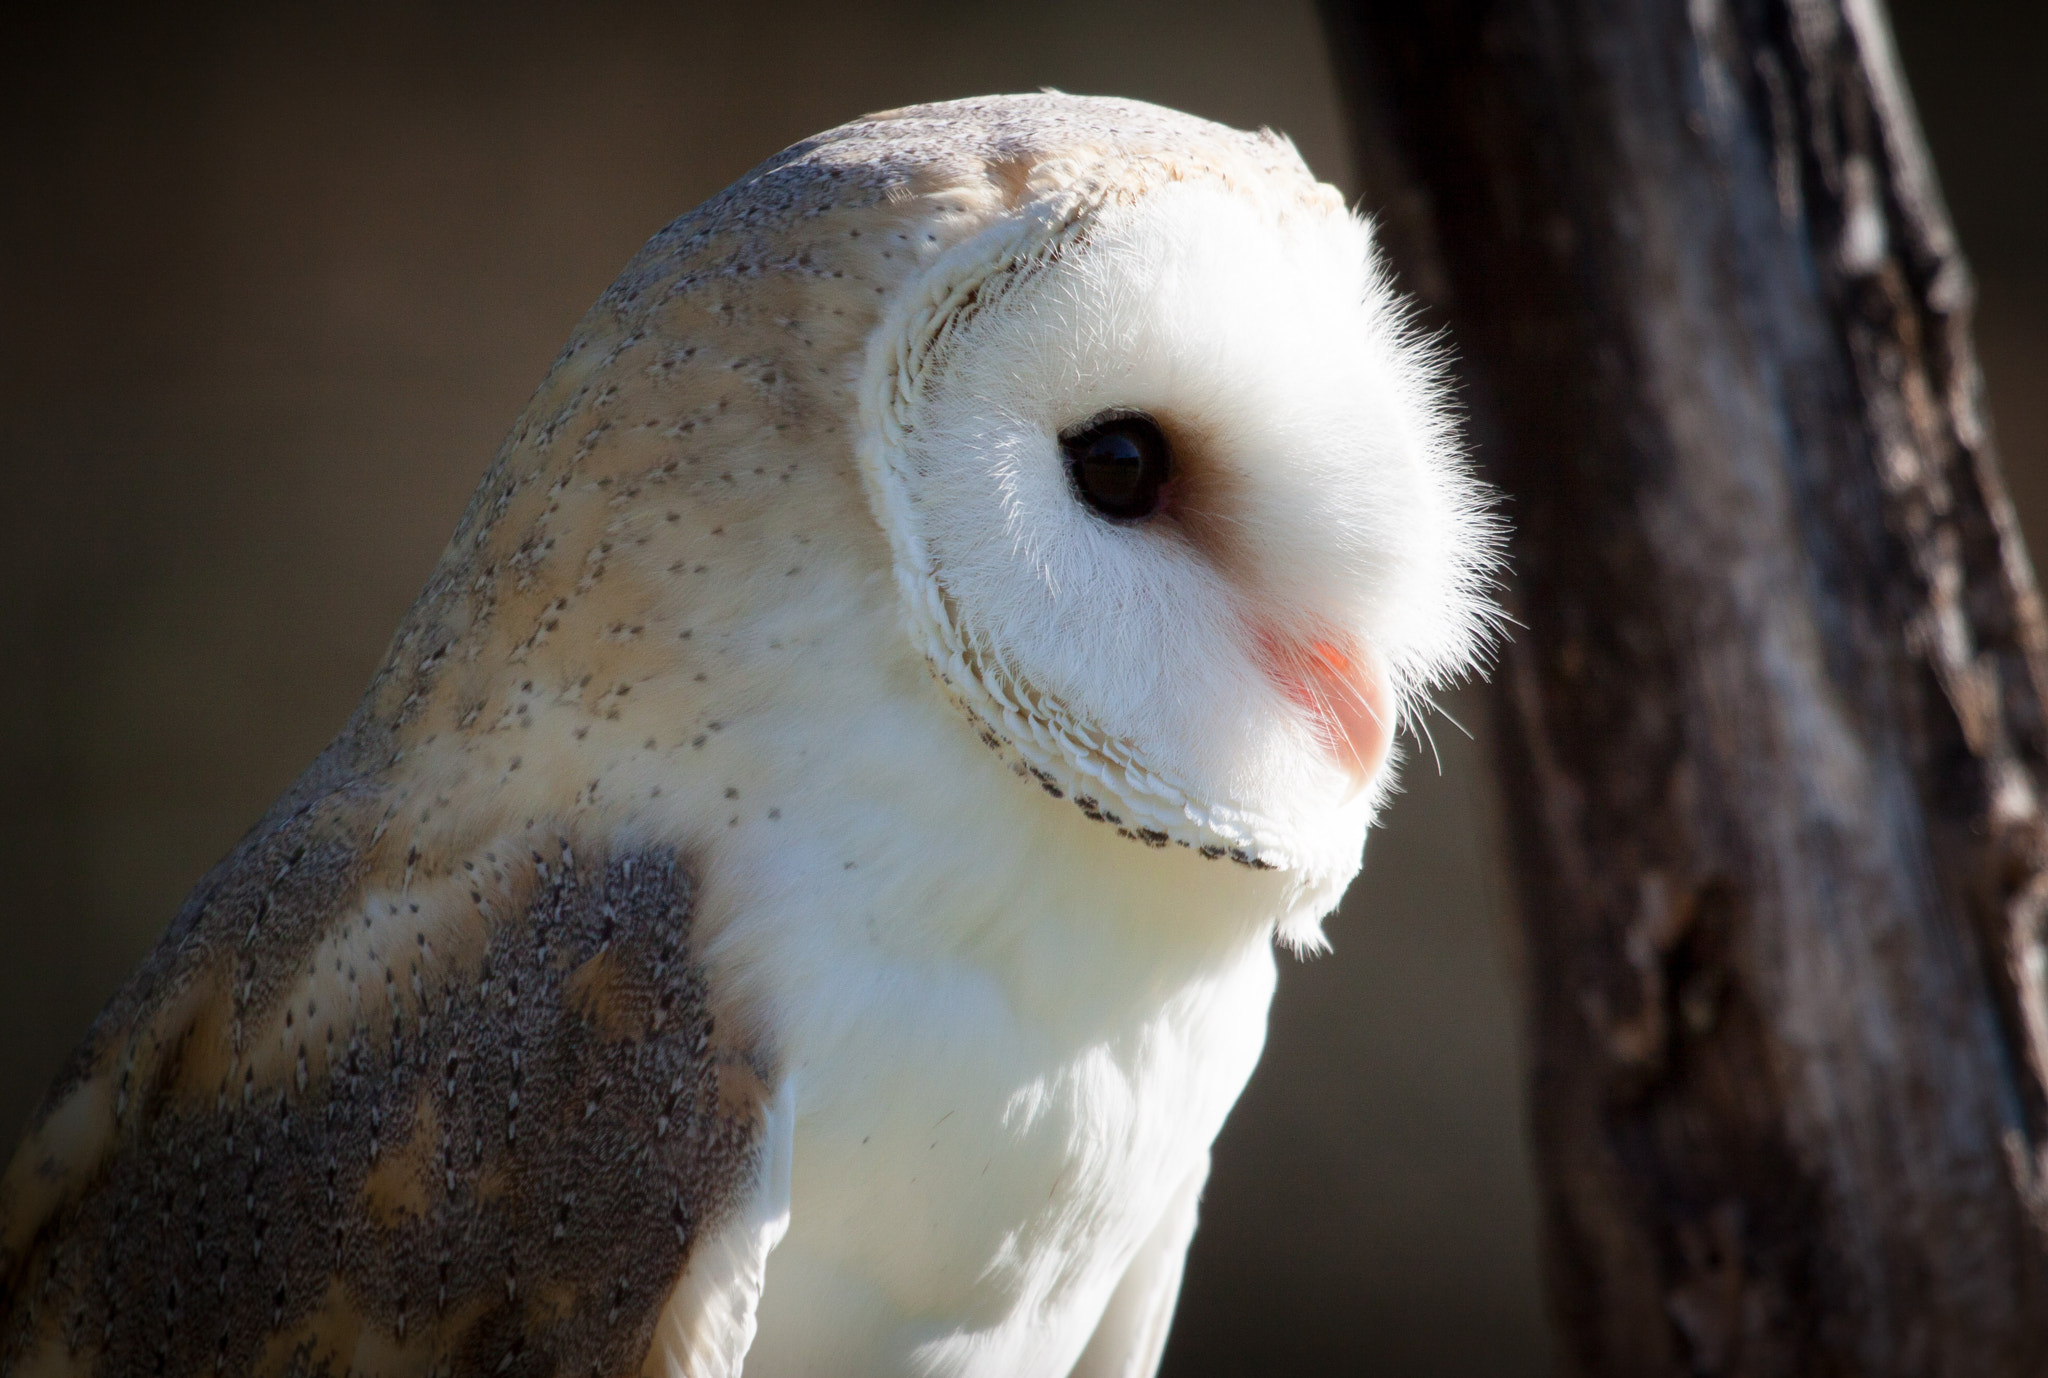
[0,3,2037,1372]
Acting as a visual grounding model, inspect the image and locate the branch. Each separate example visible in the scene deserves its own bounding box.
[1320,1,2048,1371]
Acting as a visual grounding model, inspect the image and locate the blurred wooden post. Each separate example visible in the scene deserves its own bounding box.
[1317,1,2048,1371]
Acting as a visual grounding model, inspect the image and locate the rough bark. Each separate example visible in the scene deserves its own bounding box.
[1318,1,2048,1373]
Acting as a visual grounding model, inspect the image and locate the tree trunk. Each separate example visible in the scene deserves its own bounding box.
[1317,1,2048,1372]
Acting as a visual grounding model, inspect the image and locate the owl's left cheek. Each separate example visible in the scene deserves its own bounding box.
[1255,629,1395,797]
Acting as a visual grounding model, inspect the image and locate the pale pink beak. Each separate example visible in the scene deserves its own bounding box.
[1256,631,1395,794]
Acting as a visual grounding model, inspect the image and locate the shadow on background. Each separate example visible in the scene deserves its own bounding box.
[0,3,2037,1373]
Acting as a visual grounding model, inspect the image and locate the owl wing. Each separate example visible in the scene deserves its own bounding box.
[0,771,782,1378]
[647,1078,794,1377]
[1067,1155,1210,1378]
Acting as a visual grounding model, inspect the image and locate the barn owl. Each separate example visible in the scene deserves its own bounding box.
[0,94,1495,1377]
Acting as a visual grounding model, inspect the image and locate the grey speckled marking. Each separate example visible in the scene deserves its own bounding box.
[0,806,761,1378]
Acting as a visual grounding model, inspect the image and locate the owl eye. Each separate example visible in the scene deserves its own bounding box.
[1061,410,1172,522]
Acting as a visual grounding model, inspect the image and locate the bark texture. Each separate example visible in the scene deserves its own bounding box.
[1319,2,2048,1373]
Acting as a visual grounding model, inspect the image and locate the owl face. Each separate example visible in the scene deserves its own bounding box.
[860,164,1497,882]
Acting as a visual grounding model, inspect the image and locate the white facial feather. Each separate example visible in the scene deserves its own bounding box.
[861,154,1498,915]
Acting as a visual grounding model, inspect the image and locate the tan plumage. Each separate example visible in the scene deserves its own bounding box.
[0,94,1495,1377]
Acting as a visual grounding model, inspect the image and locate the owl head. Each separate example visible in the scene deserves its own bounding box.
[371,94,1499,950]
[848,99,1499,886]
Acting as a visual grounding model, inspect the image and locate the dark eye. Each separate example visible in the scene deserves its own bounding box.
[1060,410,1172,522]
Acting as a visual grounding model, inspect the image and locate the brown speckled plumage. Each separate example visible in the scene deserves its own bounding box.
[0,797,763,1377]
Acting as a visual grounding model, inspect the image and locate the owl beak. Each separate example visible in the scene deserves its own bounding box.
[1257,631,1395,798]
